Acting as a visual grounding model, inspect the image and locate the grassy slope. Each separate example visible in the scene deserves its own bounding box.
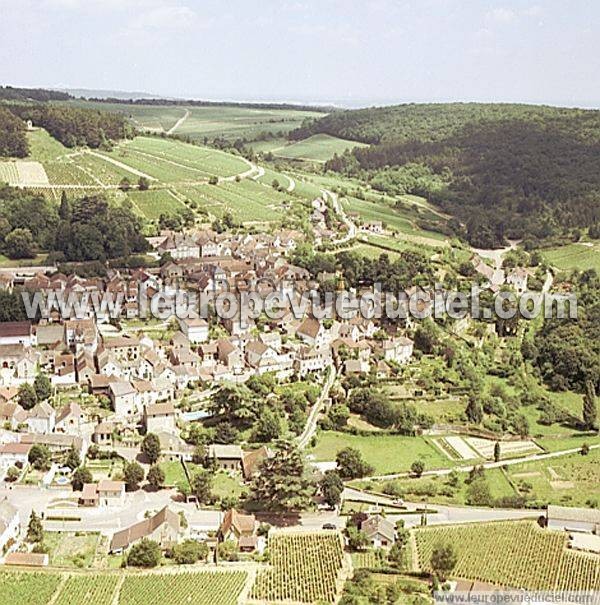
[273,133,368,162]
[542,241,600,272]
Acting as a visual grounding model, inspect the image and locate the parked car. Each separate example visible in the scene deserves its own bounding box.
[322,523,337,530]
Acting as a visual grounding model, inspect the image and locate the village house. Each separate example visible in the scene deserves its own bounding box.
[0,400,27,430]
[294,345,331,376]
[208,444,243,472]
[93,421,115,446]
[506,267,529,293]
[0,344,38,387]
[362,220,384,234]
[242,446,271,481]
[80,480,126,507]
[178,317,209,343]
[157,233,200,260]
[0,498,20,553]
[109,381,139,419]
[0,322,35,347]
[103,336,141,363]
[360,514,396,549]
[110,506,180,553]
[55,401,86,434]
[296,317,330,348]
[0,442,30,468]
[143,402,176,433]
[380,336,414,365]
[21,433,87,459]
[4,552,49,567]
[218,508,258,552]
[26,401,56,434]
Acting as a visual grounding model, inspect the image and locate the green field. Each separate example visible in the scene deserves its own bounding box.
[71,100,324,141]
[341,195,448,246]
[310,431,452,474]
[0,571,62,605]
[415,521,600,591]
[542,241,600,272]
[128,189,185,220]
[273,133,368,162]
[0,570,248,605]
[119,570,247,605]
[54,574,119,605]
[178,179,289,222]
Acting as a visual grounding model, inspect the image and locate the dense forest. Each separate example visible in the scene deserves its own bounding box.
[0,187,147,261]
[528,270,600,394]
[292,103,600,247]
[0,107,28,157]
[5,104,132,149]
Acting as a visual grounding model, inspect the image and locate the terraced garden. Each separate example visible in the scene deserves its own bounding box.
[251,532,346,603]
[415,521,600,591]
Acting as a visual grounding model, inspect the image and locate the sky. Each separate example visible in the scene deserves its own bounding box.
[1,0,599,108]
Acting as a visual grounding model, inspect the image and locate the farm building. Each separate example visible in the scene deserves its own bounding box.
[547,505,600,534]
[110,505,180,553]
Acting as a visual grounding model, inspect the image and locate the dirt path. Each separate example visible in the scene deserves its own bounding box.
[167,108,190,135]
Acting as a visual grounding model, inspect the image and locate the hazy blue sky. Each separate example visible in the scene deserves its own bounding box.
[1,0,599,107]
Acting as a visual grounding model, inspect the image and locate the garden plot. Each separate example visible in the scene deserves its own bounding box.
[466,437,542,459]
[0,160,49,186]
[441,436,480,460]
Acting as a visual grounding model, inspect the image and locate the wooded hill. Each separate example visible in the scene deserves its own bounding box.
[292,103,600,247]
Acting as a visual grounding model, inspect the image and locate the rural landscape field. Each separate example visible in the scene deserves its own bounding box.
[0,1,599,604]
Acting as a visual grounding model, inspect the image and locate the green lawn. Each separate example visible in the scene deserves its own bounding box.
[310,431,452,474]
[212,471,247,500]
[43,531,100,568]
[273,133,368,162]
[160,460,188,488]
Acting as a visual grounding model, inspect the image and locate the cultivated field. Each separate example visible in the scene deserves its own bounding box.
[118,570,247,605]
[0,569,248,605]
[542,242,600,273]
[71,100,324,141]
[273,133,368,162]
[251,532,346,604]
[0,160,49,186]
[415,521,600,591]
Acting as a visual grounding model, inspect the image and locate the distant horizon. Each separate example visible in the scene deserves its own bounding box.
[4,83,600,112]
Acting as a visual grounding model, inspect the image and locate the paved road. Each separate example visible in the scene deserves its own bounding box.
[297,365,336,449]
[341,487,544,528]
